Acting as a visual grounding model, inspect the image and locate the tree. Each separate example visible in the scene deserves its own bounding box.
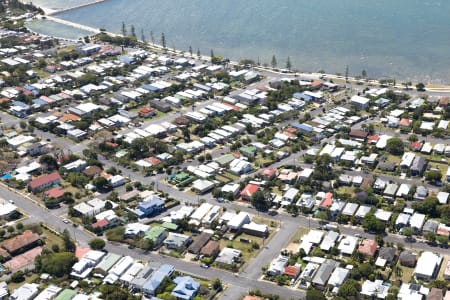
[408,134,419,142]
[416,82,425,91]
[130,25,136,38]
[271,55,277,69]
[345,65,349,82]
[39,252,78,277]
[92,176,112,192]
[424,231,436,244]
[161,32,166,49]
[140,28,145,42]
[286,56,292,70]
[251,189,269,211]
[439,205,450,225]
[62,229,76,252]
[363,213,385,234]
[210,49,214,62]
[386,137,404,155]
[189,45,193,56]
[402,227,413,238]
[412,196,438,217]
[425,170,442,183]
[306,289,326,300]
[337,279,361,297]
[10,270,25,283]
[197,48,201,58]
[362,69,367,78]
[121,21,127,36]
[39,154,58,171]
[89,238,106,250]
[212,278,223,291]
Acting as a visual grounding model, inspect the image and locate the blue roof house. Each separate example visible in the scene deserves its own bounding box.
[134,196,165,218]
[143,264,174,296]
[171,276,200,300]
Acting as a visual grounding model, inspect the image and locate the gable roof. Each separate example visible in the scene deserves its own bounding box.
[2,230,40,254]
[28,172,61,190]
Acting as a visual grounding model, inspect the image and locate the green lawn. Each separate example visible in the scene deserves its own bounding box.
[8,273,39,291]
[41,228,65,251]
[290,227,311,244]
[219,233,265,263]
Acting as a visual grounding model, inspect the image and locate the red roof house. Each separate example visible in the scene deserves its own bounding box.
[28,172,61,193]
[284,265,301,278]
[399,118,411,127]
[139,106,156,118]
[240,184,260,201]
[410,141,423,151]
[43,186,65,199]
[319,192,333,210]
[358,239,378,256]
[92,219,109,230]
[260,167,277,181]
[367,134,380,144]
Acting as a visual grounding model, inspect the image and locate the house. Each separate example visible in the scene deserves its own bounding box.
[170,276,200,300]
[134,196,165,218]
[10,283,39,300]
[228,212,251,231]
[82,165,103,178]
[163,233,191,250]
[361,280,390,299]
[398,283,429,300]
[191,179,215,194]
[125,223,150,238]
[378,247,396,264]
[200,240,220,258]
[188,232,212,254]
[282,188,299,204]
[399,251,417,267]
[260,167,276,181]
[242,222,269,238]
[327,267,349,288]
[414,185,428,200]
[351,95,370,109]
[240,183,260,201]
[349,129,368,141]
[267,255,289,276]
[43,187,65,200]
[145,226,168,247]
[2,230,40,255]
[284,265,301,279]
[312,259,338,289]
[28,171,61,193]
[143,264,174,297]
[338,235,359,255]
[428,288,444,300]
[414,251,441,280]
[358,239,378,256]
[34,285,62,300]
[410,156,427,176]
[215,247,241,265]
[130,265,153,292]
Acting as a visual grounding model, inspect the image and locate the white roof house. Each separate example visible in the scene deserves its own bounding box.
[267,255,289,276]
[414,252,442,280]
[228,212,251,230]
[10,283,39,300]
[400,152,415,168]
[338,235,359,255]
[328,267,349,287]
[409,213,425,231]
[396,184,410,198]
[190,203,213,222]
[34,285,62,300]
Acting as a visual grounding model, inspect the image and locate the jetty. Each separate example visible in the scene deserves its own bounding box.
[46,0,108,16]
[43,15,101,35]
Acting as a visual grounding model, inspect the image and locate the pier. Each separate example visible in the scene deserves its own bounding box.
[46,0,108,16]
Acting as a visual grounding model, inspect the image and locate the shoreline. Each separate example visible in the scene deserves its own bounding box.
[24,3,450,89]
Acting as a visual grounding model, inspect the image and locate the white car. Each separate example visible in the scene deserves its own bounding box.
[63,219,70,224]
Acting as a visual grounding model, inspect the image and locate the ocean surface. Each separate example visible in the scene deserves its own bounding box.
[30,0,450,82]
